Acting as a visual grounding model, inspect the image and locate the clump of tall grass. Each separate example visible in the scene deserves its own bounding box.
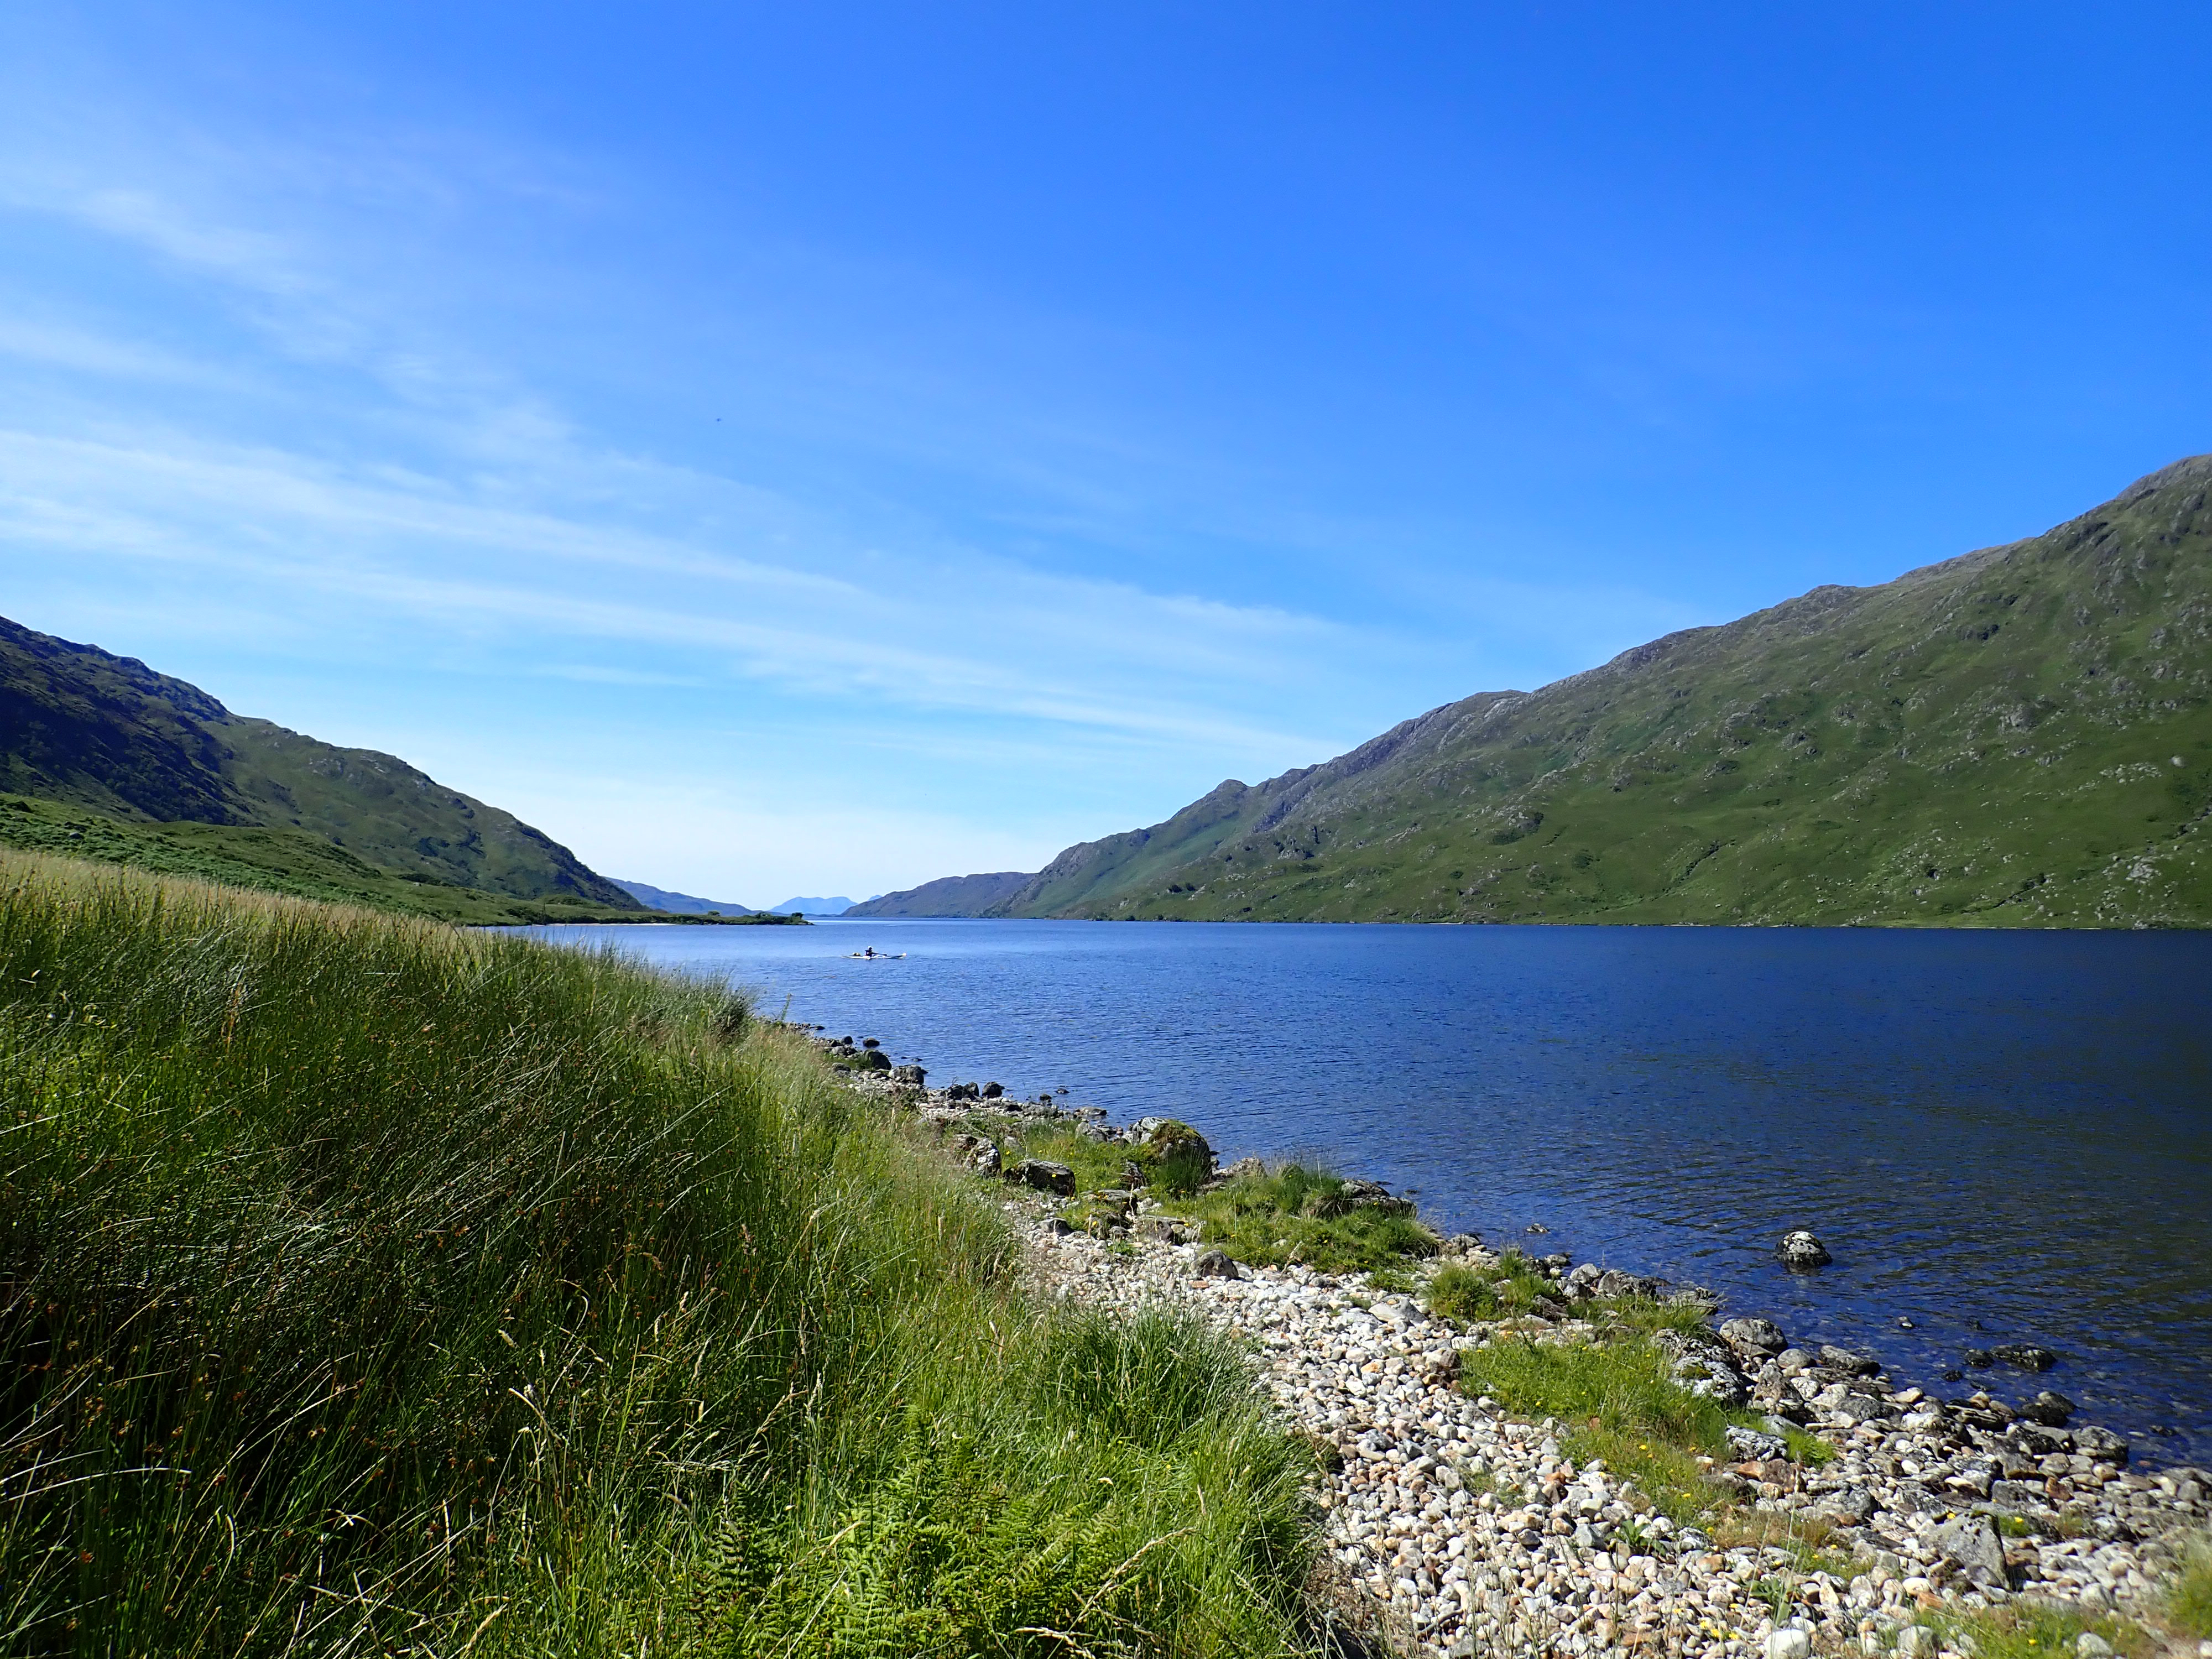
[1912,1601,2152,1659]
[2169,1531,2212,1639]
[0,853,1314,1656]
[1426,1249,1559,1321]
[1155,1160,1437,1273]
[1458,1334,1751,1522]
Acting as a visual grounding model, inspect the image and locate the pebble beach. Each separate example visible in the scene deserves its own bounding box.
[833,1055,2212,1659]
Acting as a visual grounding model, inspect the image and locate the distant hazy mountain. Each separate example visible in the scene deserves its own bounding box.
[844,873,1031,916]
[872,456,2212,928]
[766,895,878,916]
[612,880,758,916]
[0,615,644,922]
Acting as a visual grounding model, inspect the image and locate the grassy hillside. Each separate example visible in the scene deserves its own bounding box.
[0,852,1313,1656]
[611,878,760,915]
[0,617,641,910]
[959,454,2212,927]
[0,793,651,924]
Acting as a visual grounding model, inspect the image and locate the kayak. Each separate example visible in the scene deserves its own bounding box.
[846,951,906,959]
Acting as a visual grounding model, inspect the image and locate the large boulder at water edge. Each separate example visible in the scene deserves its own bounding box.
[1720,1316,1788,1357]
[1775,1229,1832,1270]
[1129,1116,1214,1169]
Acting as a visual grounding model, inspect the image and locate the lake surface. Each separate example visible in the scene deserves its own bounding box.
[513,918,2212,1464]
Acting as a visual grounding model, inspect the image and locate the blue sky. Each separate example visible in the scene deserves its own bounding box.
[2,3,2207,904]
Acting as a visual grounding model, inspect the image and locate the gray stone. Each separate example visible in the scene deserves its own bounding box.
[2023,1390,2077,1426]
[2073,1425,2128,1465]
[980,1081,1003,1098]
[1767,1626,1811,1659]
[1133,1215,1189,1244]
[1930,1513,2008,1588]
[1004,1158,1076,1197]
[1130,1115,1213,1165]
[1819,1344,1882,1376]
[1776,1229,1833,1270]
[1661,1332,1751,1405]
[1887,1480,1943,1515]
[1988,1478,2046,1512]
[1720,1316,1788,1356]
[1725,1425,1787,1462]
[1193,1248,1240,1279]
[1336,1177,1415,1216]
[1991,1342,2057,1371]
[970,1140,1002,1177]
[891,1063,926,1085]
[2074,1635,2112,1658]
[1830,1392,1895,1428]
[1820,1485,1876,1525]
[1561,1262,1605,1301]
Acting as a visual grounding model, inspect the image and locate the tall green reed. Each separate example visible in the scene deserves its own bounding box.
[0,853,1314,1657]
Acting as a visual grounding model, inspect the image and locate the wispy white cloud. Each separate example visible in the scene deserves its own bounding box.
[0,36,1701,893]
[0,421,1360,757]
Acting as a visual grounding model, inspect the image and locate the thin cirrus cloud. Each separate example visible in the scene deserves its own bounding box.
[0,416,1368,757]
[0,41,1687,895]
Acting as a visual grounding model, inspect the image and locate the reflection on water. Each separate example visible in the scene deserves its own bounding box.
[512,918,2212,1462]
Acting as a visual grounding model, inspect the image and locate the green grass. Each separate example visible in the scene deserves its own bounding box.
[1588,1295,1724,1339]
[0,794,650,925]
[1152,1161,1438,1273]
[990,1120,1141,1194]
[0,851,1316,1657]
[1914,1601,2152,1659]
[1783,1425,1837,1467]
[2168,1531,2212,1640]
[1456,1335,1754,1524]
[1426,1251,1559,1321]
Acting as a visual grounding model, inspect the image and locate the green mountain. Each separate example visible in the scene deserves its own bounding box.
[885,455,2212,927]
[0,617,645,923]
[612,879,760,915]
[845,872,1030,916]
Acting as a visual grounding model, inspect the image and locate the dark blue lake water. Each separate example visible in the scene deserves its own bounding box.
[513,919,2212,1464]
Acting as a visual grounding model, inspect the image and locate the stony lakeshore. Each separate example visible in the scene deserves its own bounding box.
[821,1044,2212,1659]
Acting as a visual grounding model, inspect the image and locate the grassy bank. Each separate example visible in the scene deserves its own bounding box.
[974,1123,1438,1275]
[0,852,1314,1656]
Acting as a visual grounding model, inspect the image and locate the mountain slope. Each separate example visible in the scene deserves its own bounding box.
[613,879,759,915]
[766,896,865,915]
[0,617,643,916]
[916,455,2212,927]
[844,872,1031,916]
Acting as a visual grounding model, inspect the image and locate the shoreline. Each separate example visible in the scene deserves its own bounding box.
[489,911,810,927]
[821,1040,2212,1659]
